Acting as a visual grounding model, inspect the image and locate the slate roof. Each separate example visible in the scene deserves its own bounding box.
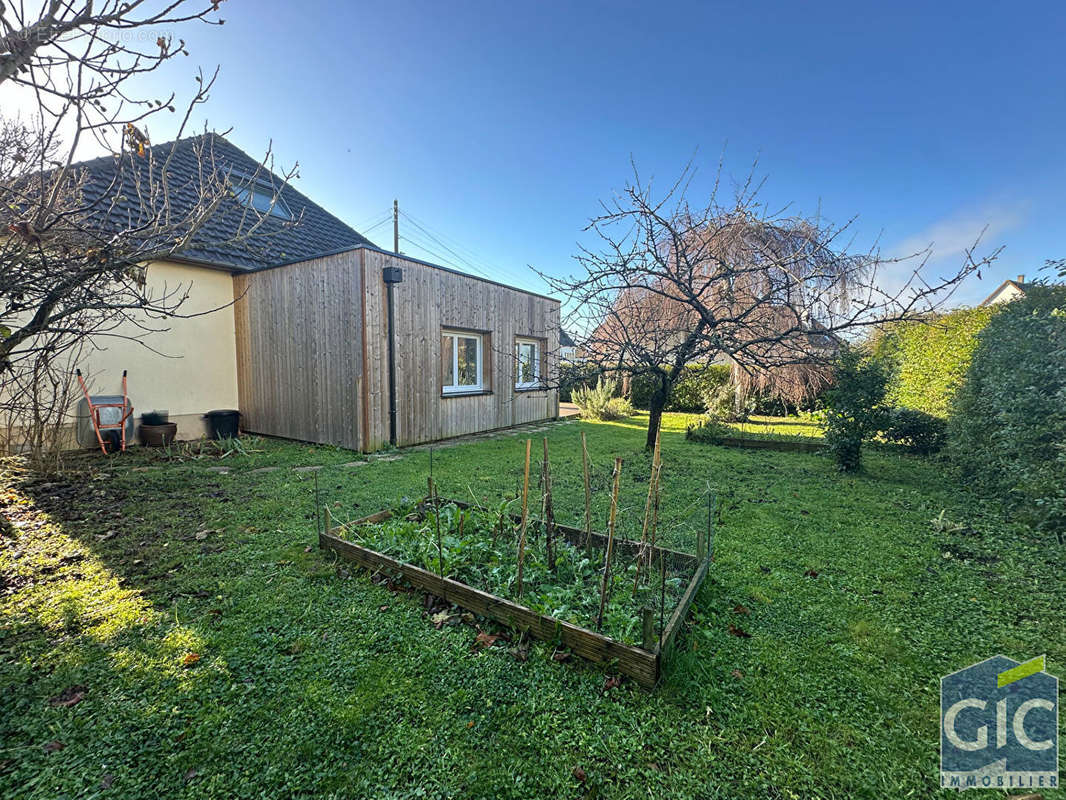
[72,132,376,271]
[559,329,576,348]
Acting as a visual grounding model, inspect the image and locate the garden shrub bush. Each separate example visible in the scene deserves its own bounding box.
[880,408,947,455]
[821,345,887,471]
[948,286,1066,539]
[685,417,730,444]
[871,307,996,418]
[572,377,634,421]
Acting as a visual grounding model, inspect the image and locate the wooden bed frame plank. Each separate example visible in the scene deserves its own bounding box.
[715,436,822,453]
[320,496,712,687]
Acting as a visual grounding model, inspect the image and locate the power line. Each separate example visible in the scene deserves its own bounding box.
[398,209,548,294]
[398,211,495,280]
[361,216,392,235]
[400,231,490,279]
[352,208,392,234]
[399,209,502,277]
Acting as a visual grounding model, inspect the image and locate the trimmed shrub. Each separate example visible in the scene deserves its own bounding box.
[821,345,888,472]
[871,307,996,418]
[572,377,634,421]
[948,286,1066,539]
[880,407,947,455]
[685,417,730,444]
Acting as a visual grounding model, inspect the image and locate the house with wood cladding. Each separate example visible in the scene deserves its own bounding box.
[59,133,560,451]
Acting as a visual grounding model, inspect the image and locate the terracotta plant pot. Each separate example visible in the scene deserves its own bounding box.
[138,422,177,447]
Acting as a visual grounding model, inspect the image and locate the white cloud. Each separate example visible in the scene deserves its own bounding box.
[892,203,1027,263]
[872,202,1028,305]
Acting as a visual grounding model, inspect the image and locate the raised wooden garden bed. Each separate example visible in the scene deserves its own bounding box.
[319,497,711,688]
[715,436,823,453]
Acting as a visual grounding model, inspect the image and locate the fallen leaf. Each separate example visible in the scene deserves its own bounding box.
[49,685,86,707]
[303,545,313,553]
[100,773,114,788]
[804,569,819,578]
[466,720,474,728]
[602,675,622,692]
[471,631,500,651]
[551,649,571,662]
[732,604,750,615]
[731,669,744,679]
[460,612,475,625]
[727,624,752,638]
[378,605,389,612]
[647,762,660,771]
[572,766,587,782]
[182,652,201,667]
[43,740,65,752]
[183,767,200,782]
[194,531,209,541]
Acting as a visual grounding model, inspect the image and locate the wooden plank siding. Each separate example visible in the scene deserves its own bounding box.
[232,247,560,451]
[233,250,366,450]
[361,250,560,449]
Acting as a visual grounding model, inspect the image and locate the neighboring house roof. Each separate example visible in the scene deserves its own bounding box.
[979,276,1034,306]
[559,329,576,348]
[73,132,377,271]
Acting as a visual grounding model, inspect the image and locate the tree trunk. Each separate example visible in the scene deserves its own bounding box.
[646,379,669,450]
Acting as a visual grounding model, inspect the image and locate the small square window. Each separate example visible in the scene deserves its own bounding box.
[229,173,293,220]
[442,330,483,394]
[515,338,541,389]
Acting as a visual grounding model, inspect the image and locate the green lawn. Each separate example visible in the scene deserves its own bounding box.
[1,413,1063,799]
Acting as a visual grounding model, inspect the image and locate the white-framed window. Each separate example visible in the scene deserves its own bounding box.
[515,337,541,389]
[442,330,483,394]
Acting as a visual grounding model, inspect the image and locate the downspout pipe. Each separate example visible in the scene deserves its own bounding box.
[383,266,404,446]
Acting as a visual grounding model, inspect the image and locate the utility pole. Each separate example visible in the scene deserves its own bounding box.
[393,199,399,253]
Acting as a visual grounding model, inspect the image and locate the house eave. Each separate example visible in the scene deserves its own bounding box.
[244,243,560,305]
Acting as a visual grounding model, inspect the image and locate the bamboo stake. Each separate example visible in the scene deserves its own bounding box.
[314,470,322,538]
[649,459,661,570]
[424,475,441,576]
[581,431,592,555]
[323,505,333,536]
[633,429,661,592]
[658,546,666,649]
[541,438,556,571]
[516,439,532,598]
[596,457,622,631]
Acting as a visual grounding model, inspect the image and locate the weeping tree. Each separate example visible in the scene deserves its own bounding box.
[547,163,1000,449]
[0,1,295,463]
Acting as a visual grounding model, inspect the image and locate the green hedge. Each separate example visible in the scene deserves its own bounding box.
[948,286,1066,538]
[629,364,731,413]
[558,362,602,402]
[871,307,996,418]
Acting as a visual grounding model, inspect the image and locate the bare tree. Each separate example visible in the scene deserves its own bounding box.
[546,162,1000,449]
[1,1,296,460]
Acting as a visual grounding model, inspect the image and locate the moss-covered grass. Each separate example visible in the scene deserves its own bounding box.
[1,413,1063,799]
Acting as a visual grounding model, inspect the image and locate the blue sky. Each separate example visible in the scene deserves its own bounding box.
[13,1,1066,305]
